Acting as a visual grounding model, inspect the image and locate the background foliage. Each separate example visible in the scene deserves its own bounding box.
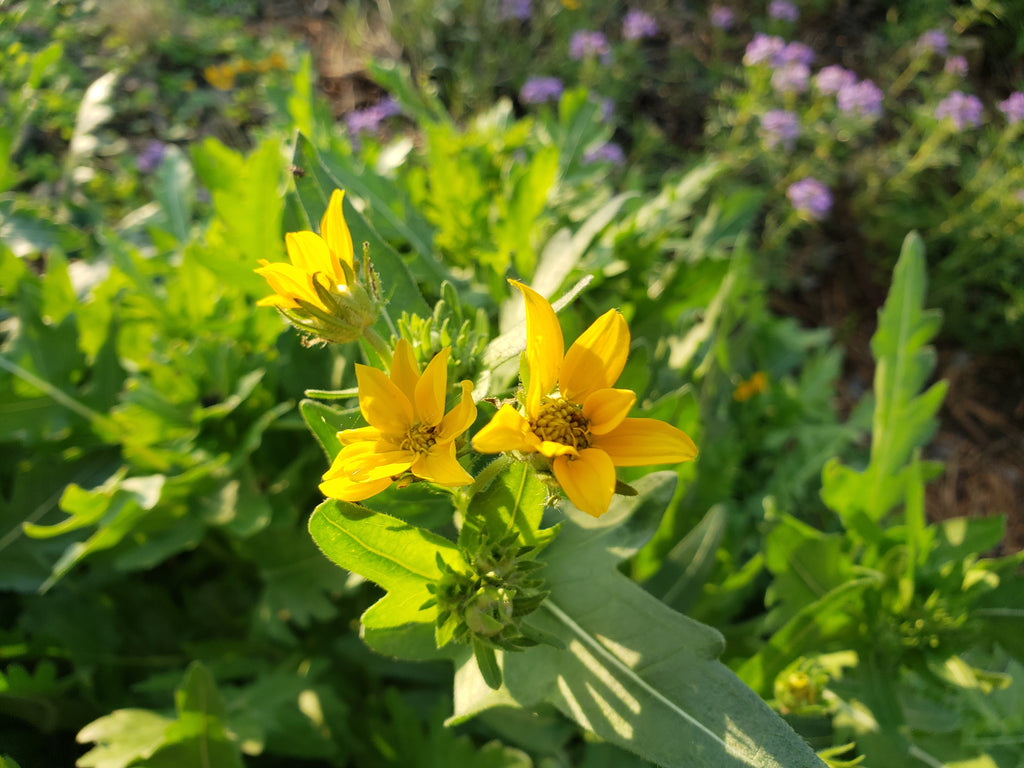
[2,0,1022,766]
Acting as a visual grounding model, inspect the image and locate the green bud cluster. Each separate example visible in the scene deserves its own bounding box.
[281,245,382,345]
[424,529,553,654]
[397,281,489,383]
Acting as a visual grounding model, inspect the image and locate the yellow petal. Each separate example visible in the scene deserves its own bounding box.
[560,309,629,404]
[472,404,539,454]
[322,440,386,480]
[337,426,381,446]
[320,189,355,271]
[510,280,563,417]
[438,380,476,441]
[415,347,450,427]
[319,474,394,502]
[582,388,636,435]
[254,261,324,309]
[411,442,474,486]
[592,418,698,467]
[538,441,579,459]
[356,364,413,434]
[552,448,616,517]
[390,339,420,407]
[343,449,415,483]
[285,231,341,285]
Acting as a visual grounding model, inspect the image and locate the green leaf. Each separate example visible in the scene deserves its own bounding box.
[299,398,361,462]
[308,499,460,658]
[821,232,947,525]
[466,458,548,546]
[62,71,117,191]
[449,474,826,768]
[76,709,175,768]
[291,133,430,319]
[76,662,243,768]
[642,504,727,613]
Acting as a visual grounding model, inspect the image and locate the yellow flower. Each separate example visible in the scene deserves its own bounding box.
[733,371,768,402]
[472,281,698,517]
[320,340,476,501]
[204,63,236,90]
[255,189,378,343]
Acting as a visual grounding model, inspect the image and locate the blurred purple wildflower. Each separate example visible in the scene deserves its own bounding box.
[771,62,810,93]
[935,90,983,130]
[778,41,815,66]
[593,95,615,122]
[570,30,613,64]
[768,0,799,22]
[744,33,786,65]
[998,92,1024,124]
[814,65,858,94]
[787,177,832,220]
[583,142,626,165]
[520,76,564,104]
[499,0,532,20]
[760,109,800,151]
[837,79,884,118]
[916,29,948,56]
[710,6,735,30]
[346,97,401,135]
[622,9,658,40]
[944,55,968,76]
[136,140,167,174]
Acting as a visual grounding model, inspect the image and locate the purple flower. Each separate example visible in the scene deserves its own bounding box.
[814,65,858,94]
[771,62,810,93]
[569,30,613,64]
[710,6,735,30]
[520,76,564,104]
[916,29,948,56]
[583,142,625,165]
[744,33,786,66]
[787,177,832,220]
[593,95,615,122]
[998,92,1024,124]
[345,97,401,136]
[499,0,532,20]
[837,79,884,118]
[935,90,983,130]
[760,109,801,151]
[778,41,815,66]
[136,140,167,174]
[944,55,968,76]
[622,9,658,40]
[768,0,799,22]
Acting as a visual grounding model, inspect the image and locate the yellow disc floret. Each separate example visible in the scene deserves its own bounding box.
[531,396,591,450]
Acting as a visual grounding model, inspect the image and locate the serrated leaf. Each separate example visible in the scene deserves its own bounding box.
[821,232,947,524]
[449,474,826,768]
[76,709,175,768]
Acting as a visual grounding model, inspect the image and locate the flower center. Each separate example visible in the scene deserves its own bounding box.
[532,397,590,449]
[402,423,438,454]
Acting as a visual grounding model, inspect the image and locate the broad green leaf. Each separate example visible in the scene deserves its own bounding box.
[76,709,175,768]
[642,504,727,613]
[450,474,826,768]
[821,233,947,525]
[291,133,430,319]
[308,499,460,658]
[466,458,548,546]
[298,398,361,462]
[151,144,195,243]
[77,663,243,768]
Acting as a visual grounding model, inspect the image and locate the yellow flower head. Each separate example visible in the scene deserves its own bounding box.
[255,189,378,343]
[472,281,698,517]
[204,63,236,91]
[320,340,476,501]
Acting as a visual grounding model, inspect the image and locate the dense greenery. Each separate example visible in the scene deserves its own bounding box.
[2,1,1022,767]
